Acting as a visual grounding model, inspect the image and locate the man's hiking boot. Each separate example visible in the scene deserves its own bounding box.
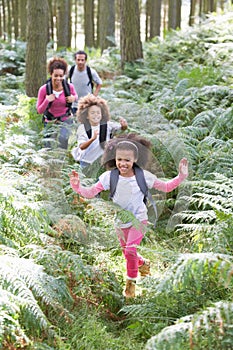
[124,279,136,298]
[138,259,151,277]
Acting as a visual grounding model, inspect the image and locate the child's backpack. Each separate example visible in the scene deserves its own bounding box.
[69,65,94,92]
[84,121,107,146]
[109,165,158,227]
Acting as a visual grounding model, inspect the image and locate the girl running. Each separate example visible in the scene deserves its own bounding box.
[69,133,188,298]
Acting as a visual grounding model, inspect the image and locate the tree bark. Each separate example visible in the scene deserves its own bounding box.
[189,0,197,26]
[150,0,162,38]
[12,0,19,39]
[84,0,94,48]
[57,0,71,48]
[19,0,27,40]
[120,0,143,67]
[48,0,54,46]
[25,0,49,97]
[168,0,181,30]
[73,0,78,48]
[6,0,12,40]
[98,0,115,52]
[145,0,150,41]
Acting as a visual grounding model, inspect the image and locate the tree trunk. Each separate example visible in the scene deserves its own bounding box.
[74,0,78,48]
[168,0,181,30]
[84,0,94,48]
[6,0,12,40]
[1,0,7,40]
[48,0,54,46]
[203,0,216,13]
[12,0,19,39]
[150,0,162,38]
[19,0,27,40]
[120,0,143,67]
[220,0,225,10]
[57,0,71,49]
[210,0,217,12]
[189,0,197,26]
[98,0,115,52]
[145,0,150,41]
[25,0,49,97]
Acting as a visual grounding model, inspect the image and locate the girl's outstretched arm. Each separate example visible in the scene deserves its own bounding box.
[69,170,104,198]
[152,158,188,193]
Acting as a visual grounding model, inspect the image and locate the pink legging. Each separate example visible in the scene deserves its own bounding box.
[116,220,147,279]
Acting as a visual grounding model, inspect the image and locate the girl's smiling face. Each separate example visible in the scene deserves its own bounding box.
[115,149,137,177]
[87,105,102,126]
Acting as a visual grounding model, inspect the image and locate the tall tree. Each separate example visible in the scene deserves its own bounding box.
[25,0,49,97]
[97,0,115,52]
[150,0,162,38]
[84,0,94,48]
[48,0,55,46]
[220,0,225,10]
[168,0,181,30]
[19,0,27,40]
[120,0,143,68]
[189,0,197,26]
[12,0,19,39]
[203,0,217,13]
[6,0,12,40]
[57,0,71,48]
[145,0,150,41]
[73,0,79,48]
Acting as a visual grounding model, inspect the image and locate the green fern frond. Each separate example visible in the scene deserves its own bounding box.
[211,107,233,140]
[0,287,31,348]
[177,174,232,217]
[178,212,233,255]
[145,301,233,350]
[0,255,73,333]
[122,253,233,326]
[24,244,92,281]
[182,125,210,141]
[159,252,233,291]
[0,194,50,247]
[171,174,232,246]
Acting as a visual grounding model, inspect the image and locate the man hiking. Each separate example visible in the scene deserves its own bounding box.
[69,50,102,115]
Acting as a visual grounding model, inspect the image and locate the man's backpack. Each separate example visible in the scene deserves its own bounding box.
[69,65,94,91]
[43,78,72,121]
[109,165,158,227]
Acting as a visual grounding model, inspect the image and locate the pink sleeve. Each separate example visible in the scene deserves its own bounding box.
[152,173,187,192]
[37,85,50,114]
[71,181,104,198]
[70,84,78,100]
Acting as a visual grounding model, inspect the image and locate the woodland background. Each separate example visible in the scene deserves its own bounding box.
[0,1,233,350]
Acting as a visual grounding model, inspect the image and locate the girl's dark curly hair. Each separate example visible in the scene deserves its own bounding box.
[102,133,152,169]
[77,95,110,124]
[47,57,68,75]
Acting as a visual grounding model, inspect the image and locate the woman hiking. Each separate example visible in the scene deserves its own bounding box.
[37,57,78,149]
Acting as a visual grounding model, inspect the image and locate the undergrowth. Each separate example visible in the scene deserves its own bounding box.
[0,11,233,350]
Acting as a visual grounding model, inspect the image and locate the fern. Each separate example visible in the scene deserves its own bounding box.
[24,244,92,281]
[1,10,233,350]
[0,194,51,247]
[0,254,73,335]
[122,253,233,326]
[145,301,233,350]
[174,174,233,237]
[0,287,31,348]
